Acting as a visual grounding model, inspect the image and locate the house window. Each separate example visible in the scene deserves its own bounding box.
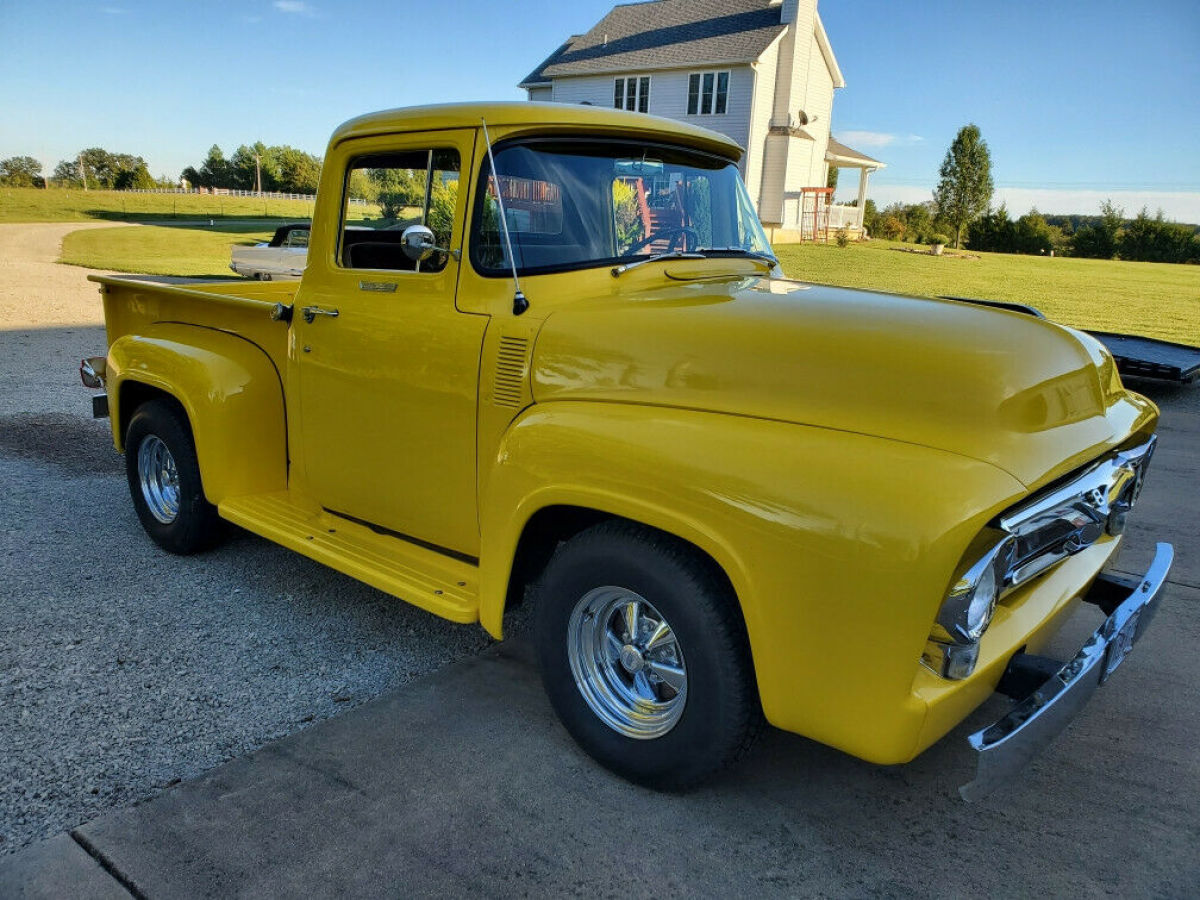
[687,70,729,115]
[613,76,650,113]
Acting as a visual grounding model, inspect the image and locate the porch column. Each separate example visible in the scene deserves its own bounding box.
[856,167,873,229]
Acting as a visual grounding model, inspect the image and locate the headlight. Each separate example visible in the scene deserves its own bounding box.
[923,537,1015,679]
[939,538,1014,643]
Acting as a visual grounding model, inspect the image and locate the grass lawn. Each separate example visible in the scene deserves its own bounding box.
[60,224,275,278]
[0,186,318,223]
[56,224,1200,346]
[775,240,1200,345]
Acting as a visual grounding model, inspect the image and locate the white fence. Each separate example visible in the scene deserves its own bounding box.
[122,188,317,201]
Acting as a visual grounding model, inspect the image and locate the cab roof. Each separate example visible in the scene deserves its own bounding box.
[330,101,743,161]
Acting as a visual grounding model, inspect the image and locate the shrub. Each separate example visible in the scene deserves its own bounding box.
[834,227,850,248]
[879,215,906,241]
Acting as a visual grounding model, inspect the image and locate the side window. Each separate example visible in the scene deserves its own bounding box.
[341,148,460,272]
[686,71,730,116]
[285,229,309,249]
[613,76,650,113]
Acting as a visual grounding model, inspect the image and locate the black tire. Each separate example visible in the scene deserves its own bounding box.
[125,398,222,554]
[533,520,763,789]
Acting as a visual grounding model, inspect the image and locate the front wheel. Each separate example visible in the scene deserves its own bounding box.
[533,521,762,789]
[125,399,222,554]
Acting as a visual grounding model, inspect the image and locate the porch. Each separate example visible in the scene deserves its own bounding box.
[764,137,885,243]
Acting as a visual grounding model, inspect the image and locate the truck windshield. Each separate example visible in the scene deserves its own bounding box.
[469,139,773,276]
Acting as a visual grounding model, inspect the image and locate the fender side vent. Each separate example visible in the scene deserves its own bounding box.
[494,336,529,408]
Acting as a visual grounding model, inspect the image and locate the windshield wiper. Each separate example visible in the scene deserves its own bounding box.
[610,250,705,278]
[695,247,779,268]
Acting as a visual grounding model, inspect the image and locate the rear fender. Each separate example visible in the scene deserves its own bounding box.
[107,324,287,503]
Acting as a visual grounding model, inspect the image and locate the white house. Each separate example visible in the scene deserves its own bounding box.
[520,0,884,241]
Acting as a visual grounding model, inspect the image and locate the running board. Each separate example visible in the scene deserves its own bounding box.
[219,492,479,623]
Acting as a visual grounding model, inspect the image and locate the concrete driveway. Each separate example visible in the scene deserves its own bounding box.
[0,225,1196,897]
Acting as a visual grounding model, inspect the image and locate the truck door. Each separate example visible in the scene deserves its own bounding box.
[293,129,486,558]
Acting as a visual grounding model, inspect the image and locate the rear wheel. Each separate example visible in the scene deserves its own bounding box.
[533,520,762,789]
[125,399,221,554]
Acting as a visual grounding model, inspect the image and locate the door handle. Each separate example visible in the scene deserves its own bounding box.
[301,306,340,324]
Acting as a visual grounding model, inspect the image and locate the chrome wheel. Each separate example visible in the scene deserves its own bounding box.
[137,435,180,524]
[567,587,687,739]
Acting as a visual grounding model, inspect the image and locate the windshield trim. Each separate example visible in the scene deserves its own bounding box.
[468,136,754,281]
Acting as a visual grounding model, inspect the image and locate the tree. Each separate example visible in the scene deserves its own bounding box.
[276,146,322,193]
[826,166,838,191]
[0,156,44,187]
[933,124,994,248]
[53,159,83,187]
[1119,208,1200,264]
[1070,199,1123,259]
[612,180,644,252]
[192,145,233,189]
[113,162,156,190]
[231,142,279,192]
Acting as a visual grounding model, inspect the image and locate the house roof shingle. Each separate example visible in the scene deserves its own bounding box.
[520,0,786,86]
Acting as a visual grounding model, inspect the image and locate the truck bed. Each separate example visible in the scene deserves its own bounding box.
[89,274,294,375]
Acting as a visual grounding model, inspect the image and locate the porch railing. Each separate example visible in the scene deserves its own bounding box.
[827,204,864,231]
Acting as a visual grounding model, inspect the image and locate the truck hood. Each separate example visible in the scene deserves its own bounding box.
[530,276,1155,488]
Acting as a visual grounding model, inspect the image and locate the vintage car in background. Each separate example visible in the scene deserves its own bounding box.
[80,102,1172,799]
[229,223,310,280]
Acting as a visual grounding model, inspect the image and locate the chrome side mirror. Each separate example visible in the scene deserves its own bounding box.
[401,224,445,261]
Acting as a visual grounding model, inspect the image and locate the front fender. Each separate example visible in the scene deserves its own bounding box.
[479,401,1026,764]
[107,324,287,503]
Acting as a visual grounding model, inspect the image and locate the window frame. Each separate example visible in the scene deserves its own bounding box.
[613,74,652,113]
[467,136,747,280]
[336,146,462,274]
[686,70,731,116]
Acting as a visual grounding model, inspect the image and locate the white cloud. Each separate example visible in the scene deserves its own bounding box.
[836,131,924,149]
[274,1,316,15]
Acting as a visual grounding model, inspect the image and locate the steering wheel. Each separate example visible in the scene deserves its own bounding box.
[623,226,700,256]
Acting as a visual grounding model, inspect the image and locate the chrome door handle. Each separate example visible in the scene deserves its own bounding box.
[301,306,339,324]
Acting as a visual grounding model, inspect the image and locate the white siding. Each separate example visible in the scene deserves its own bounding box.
[523,0,853,228]
[745,35,782,211]
[759,134,789,223]
[799,29,834,187]
[527,86,552,102]
[547,68,754,165]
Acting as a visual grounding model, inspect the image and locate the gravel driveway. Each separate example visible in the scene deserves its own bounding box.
[0,225,502,856]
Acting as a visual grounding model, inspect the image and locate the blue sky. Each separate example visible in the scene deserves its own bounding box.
[2,0,1198,220]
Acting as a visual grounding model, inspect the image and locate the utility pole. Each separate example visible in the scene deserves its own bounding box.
[254,151,262,195]
[78,152,88,191]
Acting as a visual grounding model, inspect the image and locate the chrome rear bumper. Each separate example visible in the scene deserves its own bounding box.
[960,542,1174,802]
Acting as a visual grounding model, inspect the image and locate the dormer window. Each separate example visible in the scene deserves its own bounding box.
[614,76,651,113]
[687,71,729,115]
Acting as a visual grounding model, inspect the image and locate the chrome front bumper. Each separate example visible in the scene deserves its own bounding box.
[960,542,1174,802]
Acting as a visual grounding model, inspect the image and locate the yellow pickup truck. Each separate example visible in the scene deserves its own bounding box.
[80,102,1172,799]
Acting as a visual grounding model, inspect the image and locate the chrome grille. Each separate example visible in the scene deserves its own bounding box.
[996,435,1156,591]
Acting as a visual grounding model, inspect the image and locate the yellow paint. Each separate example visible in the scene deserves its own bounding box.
[88,103,1162,767]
